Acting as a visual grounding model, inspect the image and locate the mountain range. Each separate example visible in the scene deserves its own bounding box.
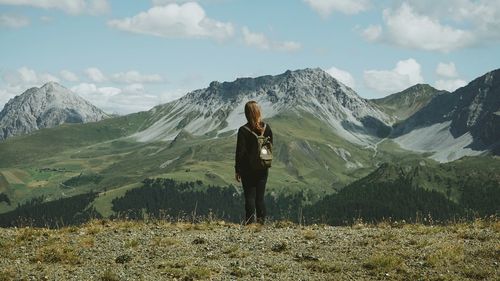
[0,67,498,221]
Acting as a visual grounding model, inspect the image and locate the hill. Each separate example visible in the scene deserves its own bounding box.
[371,84,446,122]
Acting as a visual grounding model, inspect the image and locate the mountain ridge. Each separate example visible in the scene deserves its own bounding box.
[371,84,447,122]
[391,68,500,162]
[131,68,390,146]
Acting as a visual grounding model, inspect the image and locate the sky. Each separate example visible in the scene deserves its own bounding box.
[0,0,499,114]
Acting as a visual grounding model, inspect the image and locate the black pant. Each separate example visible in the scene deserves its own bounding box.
[241,168,268,224]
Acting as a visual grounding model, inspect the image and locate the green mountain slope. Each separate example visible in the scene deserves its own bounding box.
[371,84,446,122]
[0,110,425,216]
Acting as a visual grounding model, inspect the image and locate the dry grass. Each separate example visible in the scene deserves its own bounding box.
[32,244,80,265]
[302,229,317,240]
[151,237,180,247]
[425,242,465,268]
[79,236,95,248]
[0,218,497,280]
[100,269,119,281]
[363,254,405,273]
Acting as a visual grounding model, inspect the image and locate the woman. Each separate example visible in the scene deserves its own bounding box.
[235,101,273,225]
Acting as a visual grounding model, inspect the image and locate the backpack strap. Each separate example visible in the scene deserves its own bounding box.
[242,125,257,137]
[243,123,266,137]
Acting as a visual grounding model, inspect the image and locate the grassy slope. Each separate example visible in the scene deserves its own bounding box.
[371,84,444,121]
[0,109,457,217]
[1,75,497,222]
[0,111,151,168]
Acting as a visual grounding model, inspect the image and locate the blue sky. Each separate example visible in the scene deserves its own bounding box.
[1,0,499,114]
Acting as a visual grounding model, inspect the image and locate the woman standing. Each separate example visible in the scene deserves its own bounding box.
[235,101,273,225]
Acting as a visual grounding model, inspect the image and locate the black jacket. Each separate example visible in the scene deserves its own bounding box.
[235,122,273,174]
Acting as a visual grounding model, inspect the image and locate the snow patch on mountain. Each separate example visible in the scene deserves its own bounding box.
[394,121,484,162]
[218,97,278,135]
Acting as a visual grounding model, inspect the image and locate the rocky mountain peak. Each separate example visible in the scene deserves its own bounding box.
[38,81,72,95]
[133,68,390,145]
[0,83,108,141]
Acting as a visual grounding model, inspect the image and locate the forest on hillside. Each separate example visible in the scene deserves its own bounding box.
[0,173,498,228]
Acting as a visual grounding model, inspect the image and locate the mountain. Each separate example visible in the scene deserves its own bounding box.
[0,68,499,221]
[0,82,109,141]
[132,68,390,145]
[371,84,446,122]
[391,69,500,162]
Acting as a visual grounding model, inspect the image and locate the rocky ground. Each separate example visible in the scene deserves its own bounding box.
[0,219,498,280]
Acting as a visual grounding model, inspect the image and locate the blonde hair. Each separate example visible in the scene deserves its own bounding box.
[244,101,264,134]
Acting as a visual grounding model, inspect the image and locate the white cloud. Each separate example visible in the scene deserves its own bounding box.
[434,62,467,92]
[436,62,458,78]
[325,66,356,89]
[71,83,120,97]
[402,0,500,38]
[242,27,301,52]
[0,0,110,15]
[108,2,234,41]
[361,24,382,42]
[83,68,164,84]
[123,83,145,93]
[364,58,424,95]
[363,1,500,52]
[84,67,107,83]
[303,0,370,17]
[71,82,169,114]
[435,79,467,92]
[111,71,163,83]
[60,70,79,82]
[380,3,475,52]
[0,14,30,28]
[3,67,59,86]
